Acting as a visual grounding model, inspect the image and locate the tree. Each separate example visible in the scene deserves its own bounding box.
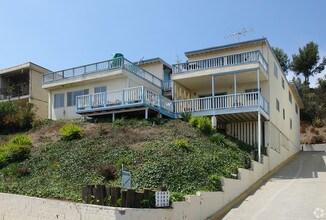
[273,47,290,74]
[290,42,326,85]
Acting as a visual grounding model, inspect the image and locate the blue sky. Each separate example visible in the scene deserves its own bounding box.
[1,0,325,85]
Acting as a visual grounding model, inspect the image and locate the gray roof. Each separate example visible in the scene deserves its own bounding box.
[137,57,172,69]
[185,38,267,57]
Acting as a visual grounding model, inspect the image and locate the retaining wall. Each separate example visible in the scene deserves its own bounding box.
[0,145,299,220]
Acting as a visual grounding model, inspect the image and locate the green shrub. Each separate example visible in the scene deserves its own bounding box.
[3,143,31,163]
[59,124,84,140]
[170,191,185,202]
[9,135,32,146]
[173,138,189,151]
[206,174,223,191]
[190,116,212,135]
[180,112,192,122]
[209,133,225,146]
[0,150,9,168]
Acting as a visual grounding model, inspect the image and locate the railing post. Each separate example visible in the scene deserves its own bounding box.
[104,92,108,107]
[191,99,194,112]
[121,57,124,68]
[89,94,92,108]
[141,86,144,104]
[121,90,125,105]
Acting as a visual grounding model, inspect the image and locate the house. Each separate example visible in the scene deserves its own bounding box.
[0,62,50,117]
[41,38,303,162]
[42,56,174,120]
[171,38,303,161]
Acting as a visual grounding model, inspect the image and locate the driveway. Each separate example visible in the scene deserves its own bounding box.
[222,151,326,220]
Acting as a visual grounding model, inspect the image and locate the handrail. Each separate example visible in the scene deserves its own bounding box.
[172,50,268,74]
[42,57,162,88]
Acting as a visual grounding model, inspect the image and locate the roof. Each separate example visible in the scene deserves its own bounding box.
[289,83,304,109]
[0,62,51,75]
[137,57,172,69]
[184,38,267,57]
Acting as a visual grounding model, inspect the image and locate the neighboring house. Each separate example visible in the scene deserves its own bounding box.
[42,56,174,120]
[41,38,303,161]
[0,62,50,118]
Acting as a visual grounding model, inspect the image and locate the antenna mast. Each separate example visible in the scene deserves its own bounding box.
[225,27,254,42]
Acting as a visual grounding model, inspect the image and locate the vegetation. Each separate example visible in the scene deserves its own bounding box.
[291,42,326,84]
[59,124,84,140]
[0,102,36,134]
[0,118,254,202]
[273,47,290,74]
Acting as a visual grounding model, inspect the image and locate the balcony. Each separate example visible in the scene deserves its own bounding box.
[76,86,174,118]
[174,92,269,119]
[42,57,162,88]
[0,85,29,101]
[172,50,268,74]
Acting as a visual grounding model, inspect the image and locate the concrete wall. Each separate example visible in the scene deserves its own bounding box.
[0,143,299,220]
[30,69,48,118]
[301,144,326,151]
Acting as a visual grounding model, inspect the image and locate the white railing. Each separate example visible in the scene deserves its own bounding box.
[76,87,268,117]
[174,92,268,113]
[76,86,174,114]
[172,50,268,74]
[43,57,162,88]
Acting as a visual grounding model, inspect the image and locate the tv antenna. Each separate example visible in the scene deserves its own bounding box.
[225,27,254,41]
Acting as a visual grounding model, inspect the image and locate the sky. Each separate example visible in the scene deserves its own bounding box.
[0,0,325,86]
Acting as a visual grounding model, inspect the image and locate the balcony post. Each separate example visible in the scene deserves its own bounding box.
[212,75,215,109]
[257,68,260,107]
[234,72,237,109]
[258,111,261,163]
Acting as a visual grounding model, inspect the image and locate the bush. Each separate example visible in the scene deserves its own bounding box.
[206,174,223,191]
[170,192,185,202]
[180,112,192,122]
[189,116,212,135]
[59,124,84,140]
[9,135,32,146]
[0,103,36,133]
[312,118,326,128]
[0,135,32,168]
[98,163,119,181]
[209,133,226,146]
[173,138,190,151]
[310,135,324,144]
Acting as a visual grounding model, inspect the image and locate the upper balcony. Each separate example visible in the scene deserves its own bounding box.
[42,57,162,89]
[172,50,268,75]
[0,85,29,102]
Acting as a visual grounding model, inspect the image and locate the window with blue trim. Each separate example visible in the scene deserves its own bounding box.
[67,89,89,106]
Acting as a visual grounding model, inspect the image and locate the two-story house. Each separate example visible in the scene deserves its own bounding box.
[41,38,303,162]
[0,62,50,117]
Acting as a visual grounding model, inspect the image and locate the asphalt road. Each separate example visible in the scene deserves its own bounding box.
[222,151,326,220]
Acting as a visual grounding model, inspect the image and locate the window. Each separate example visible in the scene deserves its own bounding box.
[95,86,107,93]
[283,109,285,120]
[276,98,280,111]
[290,118,292,129]
[282,78,285,89]
[67,89,89,106]
[289,91,292,103]
[274,63,278,78]
[245,88,259,100]
[54,93,64,108]
[295,104,298,114]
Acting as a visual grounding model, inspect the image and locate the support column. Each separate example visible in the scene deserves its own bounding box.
[234,72,237,108]
[211,115,217,129]
[211,75,215,96]
[258,111,261,163]
[112,113,115,122]
[257,68,260,105]
[145,107,148,119]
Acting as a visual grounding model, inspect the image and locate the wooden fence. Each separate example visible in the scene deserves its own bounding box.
[82,185,157,208]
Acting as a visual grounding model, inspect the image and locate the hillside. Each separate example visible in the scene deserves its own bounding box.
[0,118,254,202]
